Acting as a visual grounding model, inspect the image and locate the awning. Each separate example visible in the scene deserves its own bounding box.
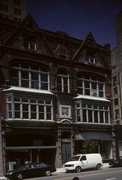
[5,146,57,150]
[75,132,111,140]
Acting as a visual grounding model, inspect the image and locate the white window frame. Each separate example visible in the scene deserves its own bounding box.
[11,64,50,90]
[57,73,70,93]
[6,95,53,121]
[24,41,37,51]
[75,102,110,124]
[77,75,105,98]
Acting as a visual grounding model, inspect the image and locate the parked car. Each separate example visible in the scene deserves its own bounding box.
[109,159,122,167]
[6,162,56,180]
[64,153,103,173]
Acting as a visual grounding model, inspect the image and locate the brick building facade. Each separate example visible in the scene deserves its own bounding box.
[0,13,112,177]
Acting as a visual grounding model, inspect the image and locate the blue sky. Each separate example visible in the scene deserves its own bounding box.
[26,0,122,49]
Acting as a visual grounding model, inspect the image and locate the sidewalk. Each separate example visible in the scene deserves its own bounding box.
[56,163,109,173]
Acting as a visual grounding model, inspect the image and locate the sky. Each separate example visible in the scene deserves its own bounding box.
[26,0,122,49]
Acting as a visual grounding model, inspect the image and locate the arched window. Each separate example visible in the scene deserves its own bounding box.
[10,63,50,90]
[57,69,69,93]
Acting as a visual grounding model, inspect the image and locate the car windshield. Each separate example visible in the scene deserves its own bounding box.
[70,156,80,161]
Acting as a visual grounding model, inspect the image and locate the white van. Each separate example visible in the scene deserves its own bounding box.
[64,153,103,172]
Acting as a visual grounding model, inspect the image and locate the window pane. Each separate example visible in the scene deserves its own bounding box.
[21,71,29,79]
[41,73,48,81]
[94,110,98,123]
[47,114,51,120]
[23,112,28,119]
[88,110,92,122]
[15,112,20,118]
[105,112,108,123]
[100,111,104,123]
[83,109,87,122]
[15,104,20,110]
[39,113,44,119]
[21,80,29,87]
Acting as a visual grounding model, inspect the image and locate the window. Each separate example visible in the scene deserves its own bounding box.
[85,56,96,64]
[0,2,8,12]
[7,96,53,121]
[24,41,37,51]
[77,74,104,97]
[75,102,110,124]
[114,109,119,120]
[10,64,49,90]
[57,70,69,93]
[112,76,117,86]
[114,98,118,106]
[113,87,118,95]
[60,105,71,118]
[14,0,21,6]
[14,8,21,16]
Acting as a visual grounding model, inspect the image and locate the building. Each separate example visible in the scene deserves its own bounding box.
[0,12,112,177]
[111,11,122,159]
[0,0,27,22]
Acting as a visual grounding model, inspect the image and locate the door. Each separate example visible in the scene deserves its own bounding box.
[62,142,71,164]
[80,155,89,169]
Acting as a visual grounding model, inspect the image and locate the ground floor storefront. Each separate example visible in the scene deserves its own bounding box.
[4,122,112,171]
[5,122,57,172]
[55,123,112,167]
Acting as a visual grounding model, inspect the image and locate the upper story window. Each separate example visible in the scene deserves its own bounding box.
[24,40,37,51]
[57,69,70,93]
[112,76,117,86]
[77,74,105,97]
[14,7,21,16]
[10,64,49,90]
[85,56,96,64]
[0,2,8,12]
[14,0,21,6]
[7,95,53,121]
[76,102,110,124]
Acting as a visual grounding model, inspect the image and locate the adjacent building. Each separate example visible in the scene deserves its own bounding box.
[0,0,27,22]
[0,12,112,177]
[111,11,122,159]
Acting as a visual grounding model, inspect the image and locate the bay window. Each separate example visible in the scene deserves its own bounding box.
[7,96,53,121]
[76,102,110,124]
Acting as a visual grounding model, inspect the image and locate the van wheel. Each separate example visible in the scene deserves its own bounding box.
[75,166,81,173]
[96,163,102,170]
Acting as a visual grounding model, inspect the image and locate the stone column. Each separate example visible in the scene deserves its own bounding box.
[55,129,62,168]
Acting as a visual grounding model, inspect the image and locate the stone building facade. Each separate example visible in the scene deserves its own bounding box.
[0,13,112,177]
[111,11,122,159]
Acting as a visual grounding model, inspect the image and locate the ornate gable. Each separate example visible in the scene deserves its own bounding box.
[73,32,110,69]
[4,14,54,56]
